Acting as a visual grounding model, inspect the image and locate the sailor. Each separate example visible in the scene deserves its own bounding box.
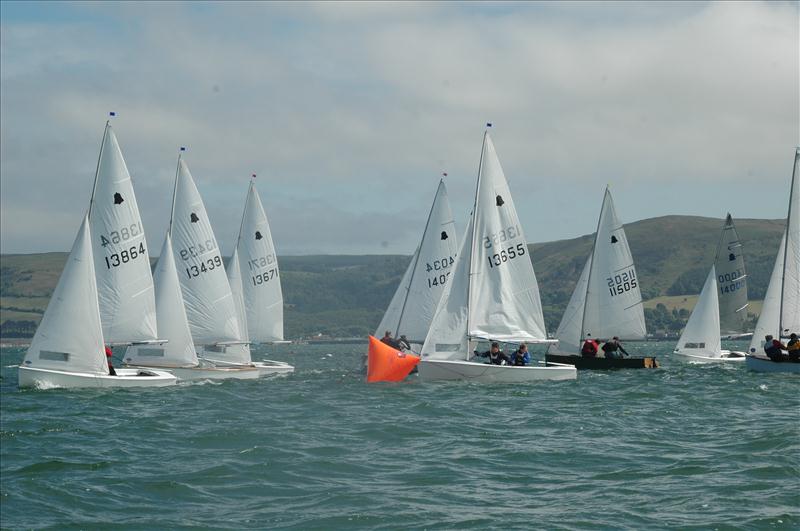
[763,335,788,362]
[581,334,599,358]
[601,336,629,359]
[105,346,117,376]
[475,342,511,365]
[380,331,400,349]
[786,333,799,362]
[510,344,531,366]
[396,335,411,352]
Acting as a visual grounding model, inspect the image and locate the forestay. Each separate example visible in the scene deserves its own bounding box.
[675,266,721,358]
[715,214,748,335]
[23,215,107,375]
[375,179,458,344]
[581,188,647,342]
[170,158,240,345]
[88,124,157,344]
[238,181,283,342]
[125,233,198,367]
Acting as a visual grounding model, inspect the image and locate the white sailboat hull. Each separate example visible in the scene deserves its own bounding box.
[202,358,295,376]
[745,355,800,373]
[18,366,176,389]
[252,360,295,376]
[124,364,260,380]
[672,349,746,364]
[418,359,576,382]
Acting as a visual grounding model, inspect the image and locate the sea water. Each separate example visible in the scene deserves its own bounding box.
[1,341,798,529]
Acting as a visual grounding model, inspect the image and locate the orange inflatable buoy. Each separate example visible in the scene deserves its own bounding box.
[366,336,420,383]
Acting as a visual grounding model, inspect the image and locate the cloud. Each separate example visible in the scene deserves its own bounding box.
[1,1,797,255]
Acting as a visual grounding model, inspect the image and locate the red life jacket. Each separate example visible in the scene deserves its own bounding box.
[581,339,598,356]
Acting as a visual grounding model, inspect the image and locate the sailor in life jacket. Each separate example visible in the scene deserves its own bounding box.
[581,334,599,358]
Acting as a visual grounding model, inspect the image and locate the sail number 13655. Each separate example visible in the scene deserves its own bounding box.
[486,243,526,268]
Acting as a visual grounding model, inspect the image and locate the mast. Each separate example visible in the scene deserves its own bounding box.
[394,178,443,336]
[579,186,610,346]
[465,128,489,359]
[779,148,799,338]
[87,118,112,220]
[167,148,185,236]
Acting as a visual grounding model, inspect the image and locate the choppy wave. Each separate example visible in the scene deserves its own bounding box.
[1,342,798,529]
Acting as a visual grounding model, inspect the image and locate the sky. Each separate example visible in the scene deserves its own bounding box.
[1,1,798,256]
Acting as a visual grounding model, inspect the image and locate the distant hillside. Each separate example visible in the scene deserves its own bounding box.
[0,215,786,338]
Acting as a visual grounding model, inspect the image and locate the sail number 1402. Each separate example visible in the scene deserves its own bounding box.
[486,243,526,268]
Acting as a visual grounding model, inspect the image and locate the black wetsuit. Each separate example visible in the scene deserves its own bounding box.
[476,349,511,365]
[602,341,628,359]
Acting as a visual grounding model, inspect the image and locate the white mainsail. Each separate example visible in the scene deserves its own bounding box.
[23,215,107,375]
[581,188,647,341]
[125,233,198,368]
[375,179,458,344]
[781,149,800,335]
[552,187,646,354]
[675,265,722,358]
[170,158,240,346]
[422,131,549,360]
[223,247,253,364]
[715,214,748,335]
[88,123,157,344]
[237,181,283,342]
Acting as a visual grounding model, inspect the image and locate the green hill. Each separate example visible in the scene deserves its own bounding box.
[0,215,786,339]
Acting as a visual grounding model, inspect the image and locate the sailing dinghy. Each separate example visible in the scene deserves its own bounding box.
[546,187,658,369]
[746,148,800,373]
[222,178,294,376]
[673,215,750,363]
[19,213,175,388]
[418,129,576,383]
[165,155,260,377]
[672,265,744,363]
